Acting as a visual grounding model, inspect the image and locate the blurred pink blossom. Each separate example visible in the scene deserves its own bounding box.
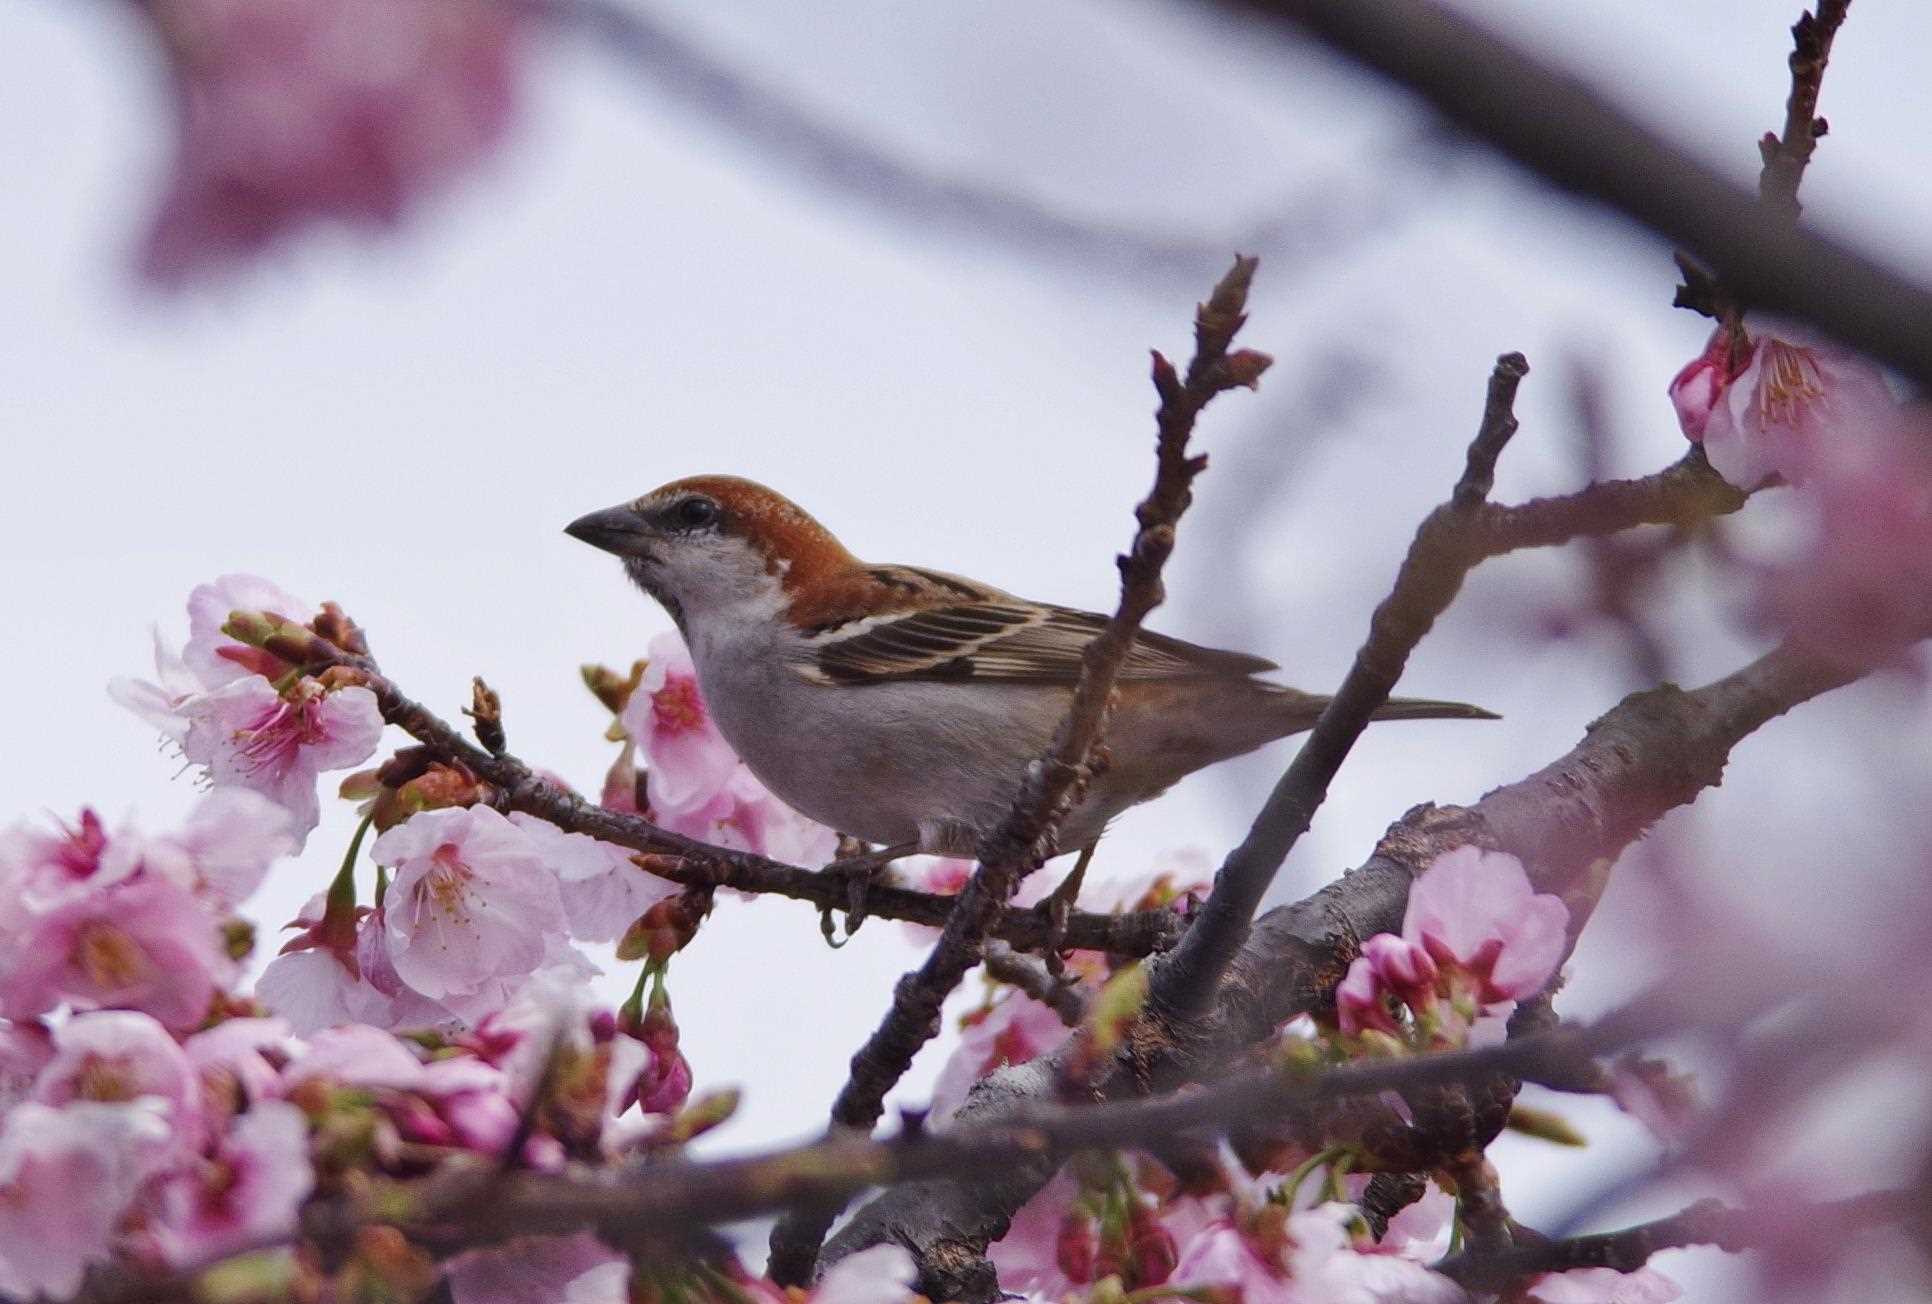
[3,874,230,1031]
[929,990,1072,1120]
[1283,1204,1463,1303]
[0,807,114,919]
[987,1168,1082,1298]
[34,1010,202,1142]
[1529,1266,1681,1303]
[1764,423,1932,661]
[621,632,741,816]
[508,812,678,944]
[137,0,521,283]
[654,765,837,867]
[103,788,296,911]
[812,1244,918,1304]
[1169,1219,1289,1301]
[1670,326,1896,489]
[446,1231,626,1304]
[0,1100,172,1298]
[152,1099,314,1267]
[374,805,571,1003]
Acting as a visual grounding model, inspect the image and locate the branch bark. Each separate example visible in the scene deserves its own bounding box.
[765,256,1270,1284]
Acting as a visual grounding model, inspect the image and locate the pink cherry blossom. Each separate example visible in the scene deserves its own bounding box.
[1170,1219,1293,1302]
[102,788,297,910]
[621,632,742,815]
[508,812,677,944]
[1285,1204,1465,1303]
[152,1100,314,1267]
[110,574,309,741]
[0,1022,54,1113]
[281,1023,428,1091]
[445,1231,626,1304]
[1670,326,1897,489]
[1403,846,1568,1005]
[987,1167,1082,1298]
[137,0,522,283]
[181,674,384,840]
[0,1100,173,1298]
[1529,1266,1681,1303]
[655,765,838,867]
[374,805,571,1003]
[930,990,1073,1120]
[0,807,113,919]
[34,1011,202,1140]
[184,1016,297,1120]
[1763,423,1932,661]
[182,574,313,688]
[3,874,230,1031]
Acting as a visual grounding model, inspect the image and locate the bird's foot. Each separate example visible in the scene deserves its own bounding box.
[1033,843,1096,976]
[819,840,919,943]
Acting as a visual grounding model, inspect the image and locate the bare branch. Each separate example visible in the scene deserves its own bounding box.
[766,255,1270,1284]
[1759,0,1852,221]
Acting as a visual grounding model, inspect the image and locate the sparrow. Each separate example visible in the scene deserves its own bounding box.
[566,475,1495,864]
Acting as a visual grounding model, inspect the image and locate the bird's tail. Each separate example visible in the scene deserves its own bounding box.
[1367,696,1499,723]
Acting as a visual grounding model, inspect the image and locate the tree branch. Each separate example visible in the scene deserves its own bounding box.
[1758,0,1852,222]
[1218,0,1932,388]
[765,255,1270,1284]
[263,633,1185,957]
[1438,1190,1914,1292]
[1154,351,1532,1022]
[825,628,1863,1298]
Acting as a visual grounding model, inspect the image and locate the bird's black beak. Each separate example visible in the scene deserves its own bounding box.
[565,504,653,556]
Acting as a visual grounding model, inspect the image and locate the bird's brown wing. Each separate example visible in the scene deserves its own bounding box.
[794,565,1277,686]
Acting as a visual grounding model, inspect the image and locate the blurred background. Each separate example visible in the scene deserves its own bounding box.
[5,0,1931,1295]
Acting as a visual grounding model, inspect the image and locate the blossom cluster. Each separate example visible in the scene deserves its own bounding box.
[0,577,815,1299]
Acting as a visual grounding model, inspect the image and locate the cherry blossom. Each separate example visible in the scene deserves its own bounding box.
[0,807,113,919]
[987,1167,1083,1298]
[374,805,572,1003]
[101,787,296,910]
[1283,1204,1465,1303]
[152,1100,314,1266]
[110,573,308,737]
[1529,1266,1681,1303]
[1402,846,1568,1004]
[812,1244,919,1304]
[0,1023,53,1114]
[3,873,230,1031]
[655,764,838,866]
[0,1100,172,1298]
[929,989,1073,1120]
[33,1010,202,1141]
[508,811,678,944]
[137,0,522,283]
[1169,1219,1291,1302]
[1764,422,1932,661]
[620,632,742,815]
[182,674,384,839]
[445,1231,626,1304]
[1669,326,1897,489]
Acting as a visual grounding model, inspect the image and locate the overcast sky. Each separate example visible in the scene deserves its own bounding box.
[5,1,1931,1293]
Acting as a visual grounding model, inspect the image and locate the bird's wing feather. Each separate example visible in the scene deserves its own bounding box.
[794,566,1277,685]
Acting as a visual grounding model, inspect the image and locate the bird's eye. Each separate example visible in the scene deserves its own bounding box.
[670,496,721,531]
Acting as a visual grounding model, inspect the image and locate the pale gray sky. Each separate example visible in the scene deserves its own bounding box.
[4,1,1930,1293]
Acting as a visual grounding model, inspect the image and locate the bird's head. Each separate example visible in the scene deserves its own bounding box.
[566,476,860,632]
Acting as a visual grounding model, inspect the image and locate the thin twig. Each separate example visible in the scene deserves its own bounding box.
[1758,0,1853,222]
[983,942,1089,1027]
[765,256,1271,1284]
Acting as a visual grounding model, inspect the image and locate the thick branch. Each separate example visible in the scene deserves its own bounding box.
[766,256,1269,1284]
[1220,0,1932,388]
